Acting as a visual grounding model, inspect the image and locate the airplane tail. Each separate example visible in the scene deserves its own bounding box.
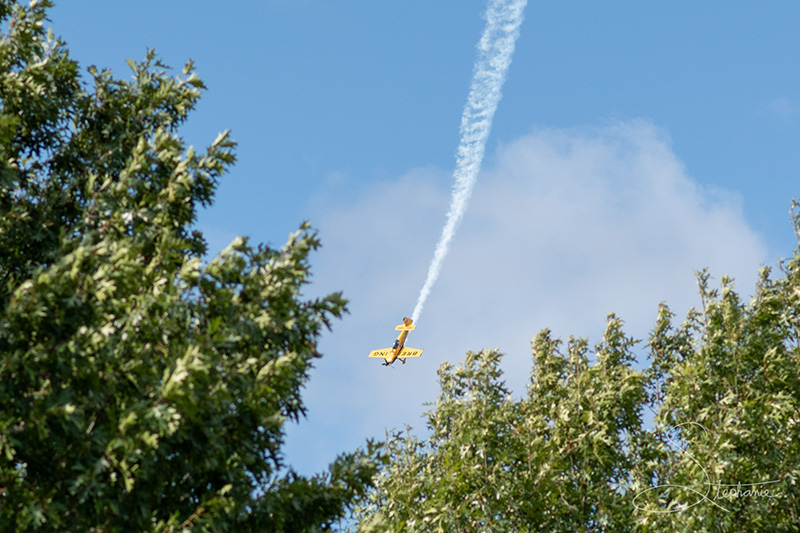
[396,317,416,331]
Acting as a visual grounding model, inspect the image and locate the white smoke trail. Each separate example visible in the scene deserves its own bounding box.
[411,0,527,323]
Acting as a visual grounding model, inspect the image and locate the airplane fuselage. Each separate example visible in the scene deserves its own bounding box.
[388,326,412,364]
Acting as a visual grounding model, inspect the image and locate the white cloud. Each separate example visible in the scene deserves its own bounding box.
[284,120,767,476]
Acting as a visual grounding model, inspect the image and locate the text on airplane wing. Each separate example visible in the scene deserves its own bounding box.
[397,348,423,358]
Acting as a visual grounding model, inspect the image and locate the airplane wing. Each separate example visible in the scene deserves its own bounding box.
[368,348,393,359]
[397,348,423,359]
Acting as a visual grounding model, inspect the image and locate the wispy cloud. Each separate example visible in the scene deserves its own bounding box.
[285,120,767,476]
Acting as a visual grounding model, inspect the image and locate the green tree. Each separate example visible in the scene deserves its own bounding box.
[0,1,380,530]
[356,208,800,532]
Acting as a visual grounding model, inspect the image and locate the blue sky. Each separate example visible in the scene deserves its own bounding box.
[51,2,799,476]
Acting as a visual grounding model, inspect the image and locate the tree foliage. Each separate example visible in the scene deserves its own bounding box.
[357,208,800,532]
[0,1,379,530]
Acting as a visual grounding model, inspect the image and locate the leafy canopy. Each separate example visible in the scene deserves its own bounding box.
[0,1,379,530]
[357,208,800,532]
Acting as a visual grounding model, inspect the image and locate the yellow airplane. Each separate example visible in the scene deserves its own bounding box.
[368,317,423,365]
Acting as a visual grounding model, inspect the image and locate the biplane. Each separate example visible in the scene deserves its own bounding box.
[368,317,423,365]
